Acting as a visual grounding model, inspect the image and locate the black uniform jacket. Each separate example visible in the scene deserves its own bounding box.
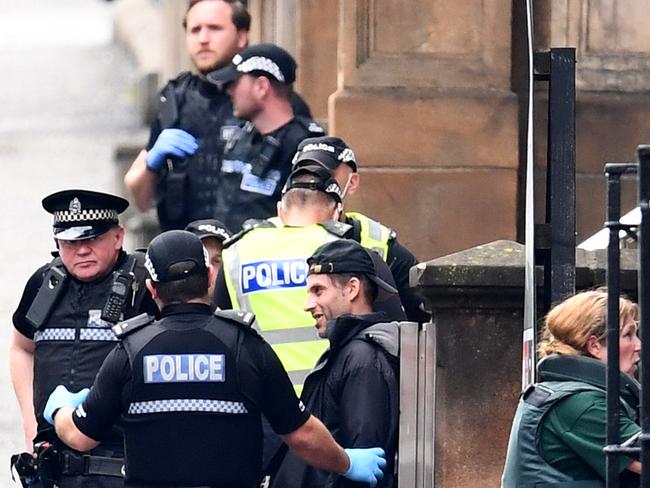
[271,312,400,488]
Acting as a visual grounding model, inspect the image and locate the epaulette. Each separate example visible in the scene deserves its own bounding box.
[224,219,274,246]
[214,309,256,327]
[321,220,353,237]
[112,313,155,339]
[294,115,325,135]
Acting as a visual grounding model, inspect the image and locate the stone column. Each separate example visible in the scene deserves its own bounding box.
[411,240,638,487]
[331,0,519,261]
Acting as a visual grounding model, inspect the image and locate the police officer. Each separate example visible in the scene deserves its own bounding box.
[9,189,158,487]
[124,0,313,231]
[44,230,387,488]
[272,239,400,488]
[206,43,325,232]
[185,218,231,280]
[214,164,405,391]
[291,136,430,323]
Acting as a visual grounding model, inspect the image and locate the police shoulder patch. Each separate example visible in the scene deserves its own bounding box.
[112,313,155,339]
[320,220,353,237]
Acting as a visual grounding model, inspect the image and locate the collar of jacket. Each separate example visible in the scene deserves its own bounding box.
[327,312,394,352]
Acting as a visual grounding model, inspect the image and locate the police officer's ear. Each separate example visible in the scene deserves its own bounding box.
[277,200,287,222]
[207,264,217,290]
[145,279,159,301]
[343,172,360,198]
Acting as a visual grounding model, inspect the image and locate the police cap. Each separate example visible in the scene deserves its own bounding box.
[282,164,343,203]
[184,219,232,243]
[307,239,398,295]
[42,189,129,241]
[292,136,357,173]
[207,43,296,88]
[145,230,209,283]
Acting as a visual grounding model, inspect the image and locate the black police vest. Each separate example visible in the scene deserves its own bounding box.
[217,117,324,231]
[156,73,239,230]
[32,253,148,447]
[120,314,262,487]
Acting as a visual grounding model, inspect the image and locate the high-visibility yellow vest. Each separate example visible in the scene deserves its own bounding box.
[345,211,392,261]
[222,222,344,391]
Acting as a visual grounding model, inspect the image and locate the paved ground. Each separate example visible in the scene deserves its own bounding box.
[0,0,145,479]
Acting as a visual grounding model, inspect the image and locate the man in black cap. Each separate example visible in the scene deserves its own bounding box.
[291,136,430,323]
[43,230,387,488]
[185,218,232,294]
[271,238,400,488]
[205,42,325,232]
[9,189,158,487]
[124,0,314,232]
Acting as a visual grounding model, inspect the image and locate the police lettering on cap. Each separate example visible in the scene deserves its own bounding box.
[282,164,343,203]
[145,230,210,283]
[307,239,397,295]
[207,43,297,88]
[42,189,129,241]
[185,219,232,243]
[292,136,357,173]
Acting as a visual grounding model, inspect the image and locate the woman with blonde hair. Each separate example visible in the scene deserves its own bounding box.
[501,290,641,487]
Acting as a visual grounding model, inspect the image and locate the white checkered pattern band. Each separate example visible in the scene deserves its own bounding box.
[237,56,285,82]
[54,209,118,223]
[144,253,158,281]
[338,148,356,163]
[34,328,75,342]
[34,328,118,342]
[80,329,118,341]
[128,399,248,415]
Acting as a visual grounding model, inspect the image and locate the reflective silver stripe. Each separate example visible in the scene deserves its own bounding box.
[255,326,317,344]
[367,219,384,242]
[34,328,75,342]
[127,399,248,415]
[34,328,119,342]
[288,370,310,387]
[80,329,118,341]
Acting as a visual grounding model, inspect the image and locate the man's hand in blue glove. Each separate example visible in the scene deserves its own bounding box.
[343,447,387,487]
[44,385,90,425]
[146,128,199,172]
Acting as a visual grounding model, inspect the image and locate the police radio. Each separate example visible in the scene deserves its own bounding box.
[25,265,69,330]
[101,259,137,324]
[252,135,281,177]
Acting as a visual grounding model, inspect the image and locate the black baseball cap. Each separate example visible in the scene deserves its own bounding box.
[207,43,297,88]
[145,230,209,283]
[292,136,358,173]
[185,219,232,243]
[307,239,398,295]
[42,189,129,241]
[282,164,343,203]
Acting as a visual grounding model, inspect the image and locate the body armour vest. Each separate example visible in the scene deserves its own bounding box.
[33,253,147,447]
[222,222,343,389]
[217,117,325,231]
[120,313,261,487]
[155,73,239,230]
[501,379,636,488]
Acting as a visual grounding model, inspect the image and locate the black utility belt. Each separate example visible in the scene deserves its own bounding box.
[61,451,124,478]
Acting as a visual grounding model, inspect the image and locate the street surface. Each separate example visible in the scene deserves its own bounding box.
[0,0,144,480]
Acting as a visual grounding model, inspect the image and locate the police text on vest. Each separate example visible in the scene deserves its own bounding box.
[144,354,225,383]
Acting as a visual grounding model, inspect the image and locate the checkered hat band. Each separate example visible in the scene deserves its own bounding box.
[144,253,158,281]
[34,327,119,343]
[237,56,285,82]
[127,399,248,415]
[54,209,118,224]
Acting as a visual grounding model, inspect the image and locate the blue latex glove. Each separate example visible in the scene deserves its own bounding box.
[44,385,90,425]
[146,128,199,171]
[343,447,387,487]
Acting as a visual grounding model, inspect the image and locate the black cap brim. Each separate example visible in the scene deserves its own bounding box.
[207,65,241,88]
[53,222,115,241]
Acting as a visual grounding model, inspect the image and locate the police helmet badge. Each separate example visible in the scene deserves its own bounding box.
[69,197,82,215]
